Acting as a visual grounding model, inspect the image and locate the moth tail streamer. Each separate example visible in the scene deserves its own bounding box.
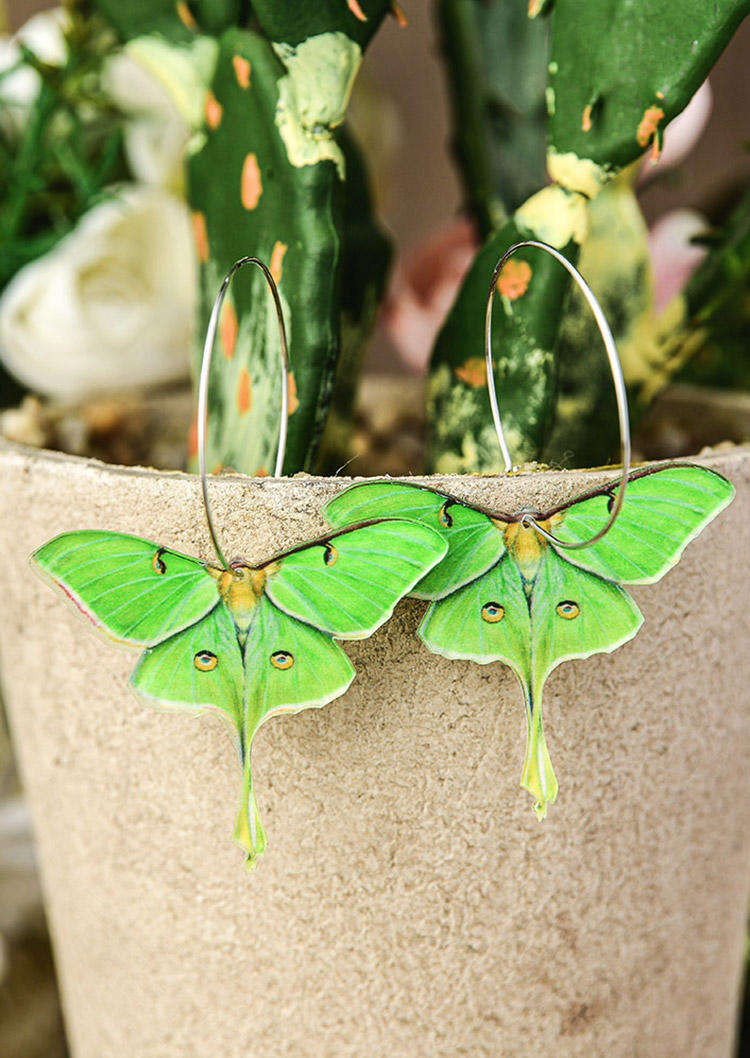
[233,748,267,870]
[520,681,558,820]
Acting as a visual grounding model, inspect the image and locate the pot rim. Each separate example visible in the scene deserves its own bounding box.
[2,436,748,490]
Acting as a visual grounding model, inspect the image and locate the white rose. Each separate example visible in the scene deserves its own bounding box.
[0,8,69,135]
[104,35,218,190]
[0,185,196,400]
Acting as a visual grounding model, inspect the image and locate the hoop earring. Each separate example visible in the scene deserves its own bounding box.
[30,258,448,870]
[485,239,631,549]
[325,241,735,820]
[198,257,289,570]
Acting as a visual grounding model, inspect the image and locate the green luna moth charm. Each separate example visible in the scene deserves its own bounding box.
[324,463,735,818]
[30,520,447,865]
[28,256,449,868]
[327,239,736,819]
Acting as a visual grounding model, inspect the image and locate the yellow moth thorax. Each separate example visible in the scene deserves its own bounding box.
[209,562,280,631]
[493,514,563,581]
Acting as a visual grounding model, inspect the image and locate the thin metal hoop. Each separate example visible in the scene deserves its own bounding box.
[484,239,631,550]
[198,256,289,571]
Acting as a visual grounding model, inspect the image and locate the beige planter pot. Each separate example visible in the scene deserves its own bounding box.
[1,439,749,1058]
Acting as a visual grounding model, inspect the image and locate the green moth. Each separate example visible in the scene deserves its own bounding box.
[30,520,447,867]
[325,463,735,818]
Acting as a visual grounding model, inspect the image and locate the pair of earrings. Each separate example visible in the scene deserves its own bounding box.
[30,248,734,868]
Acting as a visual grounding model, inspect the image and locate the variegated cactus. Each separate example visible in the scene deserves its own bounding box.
[426,189,584,474]
[95,0,393,475]
[430,0,750,472]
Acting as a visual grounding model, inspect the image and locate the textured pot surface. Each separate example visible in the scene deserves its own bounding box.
[1,441,749,1058]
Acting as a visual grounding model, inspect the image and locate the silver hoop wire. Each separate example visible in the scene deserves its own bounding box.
[198,256,290,571]
[484,239,631,550]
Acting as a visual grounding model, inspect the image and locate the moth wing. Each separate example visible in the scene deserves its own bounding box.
[325,481,504,599]
[531,546,643,687]
[264,519,447,639]
[31,531,219,646]
[244,598,355,733]
[550,464,735,584]
[418,555,531,678]
[130,604,244,722]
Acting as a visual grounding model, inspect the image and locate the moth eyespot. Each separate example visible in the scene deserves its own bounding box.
[152,549,167,575]
[438,502,453,529]
[481,601,505,623]
[556,600,580,620]
[271,651,294,670]
[194,650,218,672]
[323,544,338,566]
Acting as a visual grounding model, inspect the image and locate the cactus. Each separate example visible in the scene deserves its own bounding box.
[426,185,587,474]
[92,0,242,41]
[251,1,392,49]
[542,169,656,467]
[435,0,549,235]
[188,20,388,474]
[316,127,391,472]
[545,0,750,192]
[94,0,393,475]
[429,0,750,474]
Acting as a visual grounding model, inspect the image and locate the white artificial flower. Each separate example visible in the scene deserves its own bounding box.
[105,50,190,189]
[0,7,69,135]
[104,35,218,189]
[0,185,196,400]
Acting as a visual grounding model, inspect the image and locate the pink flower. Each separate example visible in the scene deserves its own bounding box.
[648,210,708,313]
[384,218,478,373]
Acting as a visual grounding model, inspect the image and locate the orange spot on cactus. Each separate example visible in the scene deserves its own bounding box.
[241,153,262,210]
[637,105,665,148]
[347,0,368,20]
[187,415,198,459]
[204,91,223,130]
[656,90,665,100]
[237,369,252,415]
[497,259,532,301]
[287,372,299,415]
[527,0,543,16]
[270,241,288,285]
[581,104,593,133]
[254,466,269,478]
[191,211,209,264]
[391,1,408,26]
[220,301,238,360]
[233,55,251,89]
[454,358,487,388]
[176,1,197,30]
